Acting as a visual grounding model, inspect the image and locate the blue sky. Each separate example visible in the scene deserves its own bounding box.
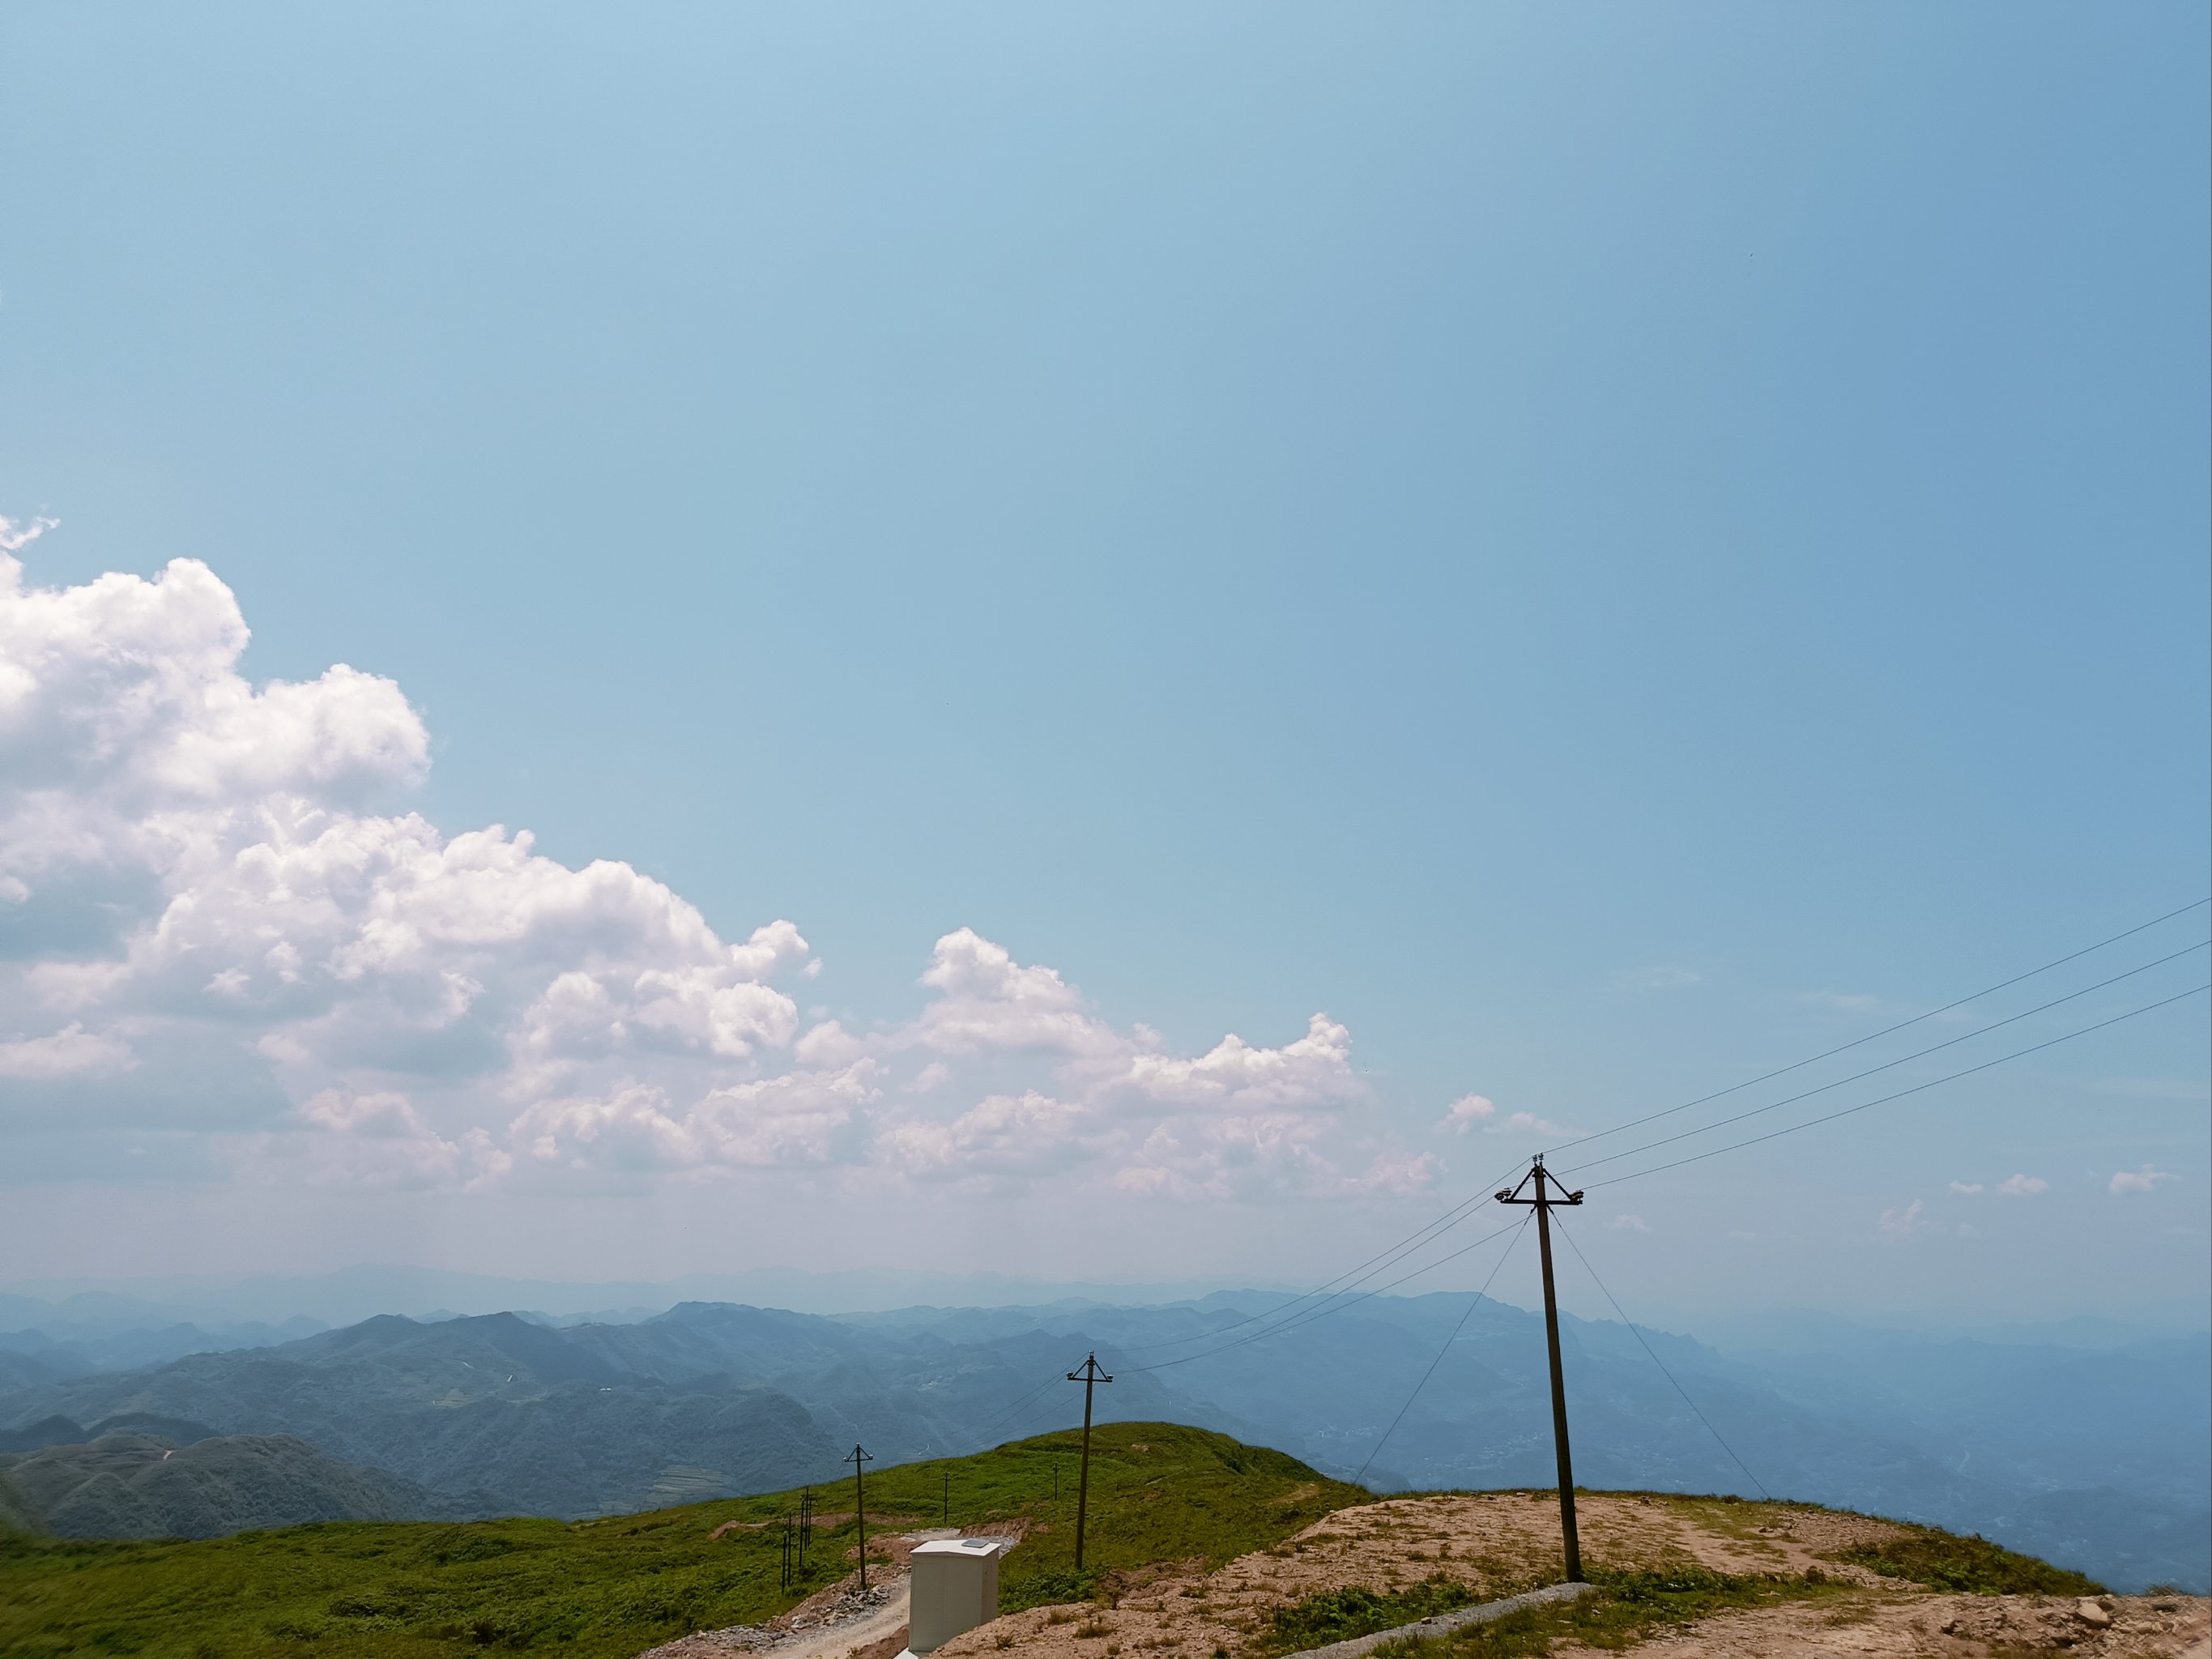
[1,3,2206,1324]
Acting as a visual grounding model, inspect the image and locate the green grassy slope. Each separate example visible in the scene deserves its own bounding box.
[1,1431,435,1539]
[0,1423,1366,1659]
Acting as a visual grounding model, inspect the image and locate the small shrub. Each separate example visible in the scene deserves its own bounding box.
[1835,1529,2103,1597]
[1370,1566,1834,1659]
[1263,1576,1477,1654]
[1011,1568,1105,1612]
[1073,1618,1114,1639]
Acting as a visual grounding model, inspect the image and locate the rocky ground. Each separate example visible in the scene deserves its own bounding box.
[926,1495,2210,1659]
[1583,1593,2210,1657]
[639,1497,2210,1659]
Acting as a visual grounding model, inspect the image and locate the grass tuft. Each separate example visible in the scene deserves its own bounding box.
[1831,1526,2104,1597]
[1259,1576,1480,1654]
[0,1426,1362,1659]
[1370,1566,1848,1659]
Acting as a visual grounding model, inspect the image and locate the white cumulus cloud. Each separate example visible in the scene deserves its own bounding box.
[0,515,58,554]
[2109,1164,2176,1196]
[0,1022,135,1078]
[1997,1173,2047,1196]
[1877,1198,1926,1239]
[1490,1109,1581,1139]
[1438,1094,1496,1134]
[0,549,1415,1205]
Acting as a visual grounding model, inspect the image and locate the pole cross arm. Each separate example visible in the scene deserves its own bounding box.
[1496,1154,1583,1205]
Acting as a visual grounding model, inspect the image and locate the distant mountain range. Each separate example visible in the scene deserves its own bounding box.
[1,1290,2203,1593]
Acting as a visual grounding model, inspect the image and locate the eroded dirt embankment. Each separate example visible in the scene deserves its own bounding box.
[643,1496,2210,1659]
[930,1495,2209,1659]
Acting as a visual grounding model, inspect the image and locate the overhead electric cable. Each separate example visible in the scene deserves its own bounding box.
[1543,898,2210,1158]
[976,1370,1069,1435]
[1008,901,2209,1433]
[1123,1216,1528,1373]
[997,1384,1080,1440]
[1352,1216,1529,1486]
[1557,940,2209,1179]
[1551,1216,1769,1499]
[1116,1161,1525,1354]
[1587,983,2210,1188]
[1118,898,2210,1373]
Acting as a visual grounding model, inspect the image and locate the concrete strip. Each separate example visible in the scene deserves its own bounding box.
[1284,1583,1599,1659]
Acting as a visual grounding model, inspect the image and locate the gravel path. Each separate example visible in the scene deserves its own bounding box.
[637,1575,911,1659]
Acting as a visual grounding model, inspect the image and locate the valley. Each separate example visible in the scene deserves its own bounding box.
[2,1290,2203,1593]
[4,1423,2202,1659]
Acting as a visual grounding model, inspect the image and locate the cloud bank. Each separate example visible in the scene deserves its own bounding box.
[0,552,1421,1201]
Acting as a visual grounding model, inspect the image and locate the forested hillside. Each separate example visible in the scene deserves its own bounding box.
[2,1292,2203,1592]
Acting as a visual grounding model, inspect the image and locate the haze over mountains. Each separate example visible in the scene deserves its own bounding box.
[1,1277,2203,1596]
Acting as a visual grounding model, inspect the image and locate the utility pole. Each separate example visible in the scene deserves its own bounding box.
[800,1488,812,1564]
[1496,1154,1586,1584]
[943,1469,951,1525]
[1065,1352,1113,1570]
[846,1444,876,1592]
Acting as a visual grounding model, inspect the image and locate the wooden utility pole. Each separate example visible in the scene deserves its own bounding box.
[1065,1352,1113,1570]
[1496,1154,1587,1583]
[846,1444,876,1591]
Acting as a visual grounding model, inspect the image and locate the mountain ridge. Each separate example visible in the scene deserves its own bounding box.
[0,1293,2201,1590]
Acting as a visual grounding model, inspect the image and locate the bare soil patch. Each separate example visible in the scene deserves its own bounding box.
[933,1496,2201,1659]
[1565,1590,2210,1657]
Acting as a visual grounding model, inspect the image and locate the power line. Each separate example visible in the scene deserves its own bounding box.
[1123,1216,1527,1373]
[972,1215,1532,1462]
[1113,1174,1527,1368]
[1586,983,2210,1189]
[1352,1216,1529,1486]
[980,1221,1512,1439]
[1542,898,2210,1159]
[997,1377,1084,1439]
[976,1369,1068,1435]
[1119,899,2210,1375]
[1117,1162,1525,1354]
[1120,969,2209,1375]
[1552,1214,1769,1500]
[970,907,2209,1465]
[1557,940,2208,1179]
